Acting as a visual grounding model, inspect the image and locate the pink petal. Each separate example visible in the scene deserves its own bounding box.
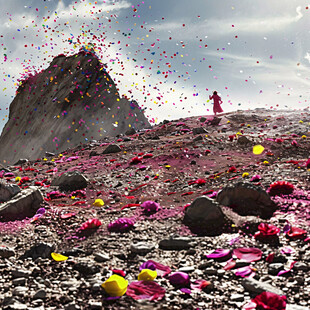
[234,266,255,278]
[126,281,165,301]
[233,247,262,262]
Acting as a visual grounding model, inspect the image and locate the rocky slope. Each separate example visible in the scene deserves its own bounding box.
[0,50,150,166]
[0,109,309,310]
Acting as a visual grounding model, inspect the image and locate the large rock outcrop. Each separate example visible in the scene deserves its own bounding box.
[0,50,150,165]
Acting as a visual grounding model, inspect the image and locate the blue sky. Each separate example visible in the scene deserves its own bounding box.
[0,0,309,131]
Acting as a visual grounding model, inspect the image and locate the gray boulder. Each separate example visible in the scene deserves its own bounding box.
[192,127,207,135]
[125,127,136,136]
[237,135,251,145]
[21,242,55,260]
[0,186,43,221]
[216,182,277,219]
[242,278,284,296]
[102,144,122,154]
[51,170,88,191]
[184,196,226,234]
[0,182,21,202]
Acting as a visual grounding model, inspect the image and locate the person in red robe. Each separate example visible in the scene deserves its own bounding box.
[209,91,223,115]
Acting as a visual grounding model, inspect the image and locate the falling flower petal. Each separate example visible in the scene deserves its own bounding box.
[126,281,165,301]
[233,248,262,262]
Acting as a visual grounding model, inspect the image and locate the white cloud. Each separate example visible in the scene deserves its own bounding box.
[150,6,304,40]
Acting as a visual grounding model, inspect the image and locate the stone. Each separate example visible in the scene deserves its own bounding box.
[159,236,193,250]
[4,302,28,310]
[178,266,195,273]
[216,182,277,219]
[268,263,284,275]
[125,127,136,136]
[45,152,55,157]
[12,286,28,296]
[286,305,310,310]
[193,127,207,135]
[242,278,284,296]
[12,278,26,286]
[102,144,122,154]
[0,245,15,258]
[93,253,110,262]
[293,262,308,272]
[237,135,251,145]
[183,196,226,234]
[89,150,98,157]
[0,187,43,221]
[230,294,244,302]
[0,182,21,202]
[73,261,100,275]
[193,135,203,142]
[130,242,155,254]
[13,159,29,165]
[11,269,31,278]
[33,289,47,300]
[51,171,88,191]
[21,243,55,260]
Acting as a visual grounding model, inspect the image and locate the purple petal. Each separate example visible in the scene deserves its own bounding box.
[139,260,171,277]
[206,249,231,259]
[168,272,190,287]
[179,288,192,294]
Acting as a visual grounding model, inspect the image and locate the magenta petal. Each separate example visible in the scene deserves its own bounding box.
[139,260,171,277]
[126,281,165,301]
[168,272,190,287]
[234,266,255,278]
[206,249,231,259]
[233,248,262,262]
[180,288,191,294]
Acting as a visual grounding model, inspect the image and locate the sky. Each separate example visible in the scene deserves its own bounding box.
[0,0,310,131]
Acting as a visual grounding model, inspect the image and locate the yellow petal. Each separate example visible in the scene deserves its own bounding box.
[138,269,157,281]
[93,199,104,207]
[101,275,128,297]
[253,145,264,155]
[51,252,68,262]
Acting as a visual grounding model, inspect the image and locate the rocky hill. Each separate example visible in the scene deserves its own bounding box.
[0,109,309,309]
[0,50,150,165]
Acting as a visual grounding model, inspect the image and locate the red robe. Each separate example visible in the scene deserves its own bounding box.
[209,94,223,114]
